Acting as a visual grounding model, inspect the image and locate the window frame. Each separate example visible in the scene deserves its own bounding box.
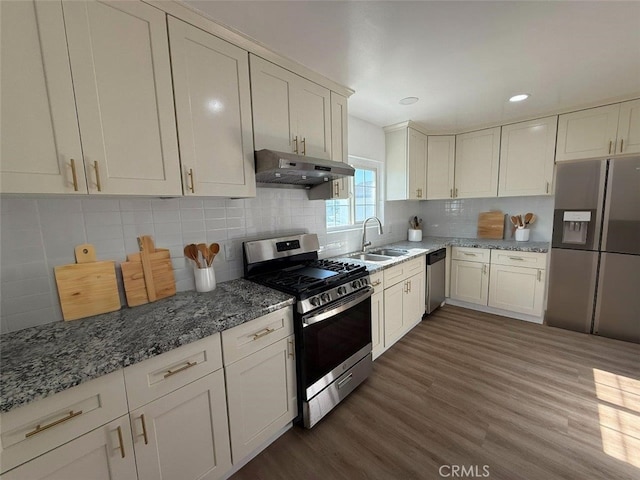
[325,155,384,232]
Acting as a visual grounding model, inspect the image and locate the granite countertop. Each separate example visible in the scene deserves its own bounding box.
[330,236,550,273]
[0,279,294,413]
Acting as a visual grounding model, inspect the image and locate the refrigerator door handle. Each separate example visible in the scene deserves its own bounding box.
[600,160,615,252]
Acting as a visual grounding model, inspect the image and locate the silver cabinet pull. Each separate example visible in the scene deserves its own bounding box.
[288,338,294,358]
[293,136,298,154]
[509,256,524,261]
[371,280,381,287]
[483,264,487,274]
[450,188,453,198]
[25,410,83,438]
[609,140,613,154]
[164,361,197,378]
[116,425,126,458]
[546,181,550,193]
[301,137,306,155]
[620,138,624,153]
[455,188,458,197]
[463,252,477,256]
[187,168,195,193]
[537,269,542,282]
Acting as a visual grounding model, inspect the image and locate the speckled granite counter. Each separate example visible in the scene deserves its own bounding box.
[330,236,549,273]
[0,279,294,413]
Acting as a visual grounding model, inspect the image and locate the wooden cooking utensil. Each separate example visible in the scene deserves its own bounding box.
[528,214,537,225]
[184,244,201,268]
[197,243,210,267]
[209,243,220,262]
[524,212,534,225]
[510,216,519,227]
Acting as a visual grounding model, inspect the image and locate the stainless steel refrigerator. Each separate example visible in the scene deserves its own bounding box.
[545,157,640,344]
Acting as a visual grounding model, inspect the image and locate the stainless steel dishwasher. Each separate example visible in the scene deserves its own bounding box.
[425,248,446,315]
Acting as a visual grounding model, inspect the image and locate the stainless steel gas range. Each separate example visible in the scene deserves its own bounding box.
[243,234,373,428]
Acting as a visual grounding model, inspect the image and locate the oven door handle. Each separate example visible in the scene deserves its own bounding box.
[302,286,374,328]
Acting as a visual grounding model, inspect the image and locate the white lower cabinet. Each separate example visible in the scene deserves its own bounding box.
[131,370,232,480]
[488,264,545,316]
[382,257,426,350]
[370,271,385,360]
[1,415,137,480]
[450,260,489,305]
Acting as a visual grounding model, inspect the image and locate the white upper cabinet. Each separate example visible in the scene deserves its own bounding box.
[454,127,501,198]
[63,0,182,195]
[556,99,640,162]
[0,0,86,194]
[250,54,331,160]
[309,92,349,200]
[617,99,640,156]
[426,136,455,200]
[498,116,557,197]
[385,124,427,200]
[169,17,256,198]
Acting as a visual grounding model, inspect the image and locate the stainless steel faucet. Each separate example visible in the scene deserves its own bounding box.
[362,216,383,252]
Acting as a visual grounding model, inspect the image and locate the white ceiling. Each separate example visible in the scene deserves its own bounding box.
[185,0,640,133]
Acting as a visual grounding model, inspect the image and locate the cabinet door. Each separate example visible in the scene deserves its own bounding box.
[371,291,384,360]
[330,92,349,199]
[225,335,297,463]
[408,128,427,200]
[426,136,455,200]
[617,99,640,156]
[488,264,545,316]
[131,370,232,480]
[556,104,620,162]
[498,116,557,197]
[62,0,181,195]
[454,127,500,198]
[2,416,137,480]
[404,271,425,325]
[295,78,331,159]
[169,17,255,198]
[0,0,86,194]
[450,260,488,305]
[383,281,405,348]
[250,54,297,153]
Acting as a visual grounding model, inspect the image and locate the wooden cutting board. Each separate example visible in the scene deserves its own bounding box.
[477,211,505,239]
[121,236,176,307]
[54,244,121,321]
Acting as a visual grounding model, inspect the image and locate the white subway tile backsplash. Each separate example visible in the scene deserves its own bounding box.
[0,188,413,333]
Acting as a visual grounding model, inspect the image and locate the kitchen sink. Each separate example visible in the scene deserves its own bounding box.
[346,252,394,262]
[368,248,409,257]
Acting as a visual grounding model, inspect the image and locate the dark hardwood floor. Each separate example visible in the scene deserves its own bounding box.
[231,306,640,480]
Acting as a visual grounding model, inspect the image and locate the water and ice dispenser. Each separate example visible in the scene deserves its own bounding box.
[562,211,591,244]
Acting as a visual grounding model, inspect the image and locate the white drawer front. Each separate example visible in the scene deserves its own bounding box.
[490,250,547,268]
[369,271,384,294]
[383,257,425,287]
[124,334,223,410]
[0,370,127,474]
[222,307,294,366]
[451,247,491,263]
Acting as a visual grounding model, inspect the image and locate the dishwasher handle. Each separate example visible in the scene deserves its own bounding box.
[426,248,447,265]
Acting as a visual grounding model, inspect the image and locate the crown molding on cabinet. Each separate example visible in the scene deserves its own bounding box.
[382,120,430,136]
[144,1,355,98]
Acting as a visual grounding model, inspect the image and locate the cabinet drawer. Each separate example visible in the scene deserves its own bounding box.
[451,247,491,263]
[383,256,425,287]
[369,271,384,294]
[490,250,547,269]
[222,307,294,366]
[0,370,127,474]
[124,334,223,410]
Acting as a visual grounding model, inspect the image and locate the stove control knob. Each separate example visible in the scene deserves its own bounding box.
[321,293,331,303]
[351,280,361,289]
[337,286,347,296]
[310,297,321,307]
[361,278,369,285]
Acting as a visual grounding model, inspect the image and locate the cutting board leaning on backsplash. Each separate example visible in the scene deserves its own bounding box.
[477,211,505,239]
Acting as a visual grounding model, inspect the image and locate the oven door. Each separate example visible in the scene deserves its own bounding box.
[300,286,373,399]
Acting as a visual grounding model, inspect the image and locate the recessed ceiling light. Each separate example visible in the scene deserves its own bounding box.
[399,97,419,105]
[509,93,530,102]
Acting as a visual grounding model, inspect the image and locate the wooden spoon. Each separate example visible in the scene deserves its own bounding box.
[184,244,201,268]
[197,243,210,267]
[528,214,537,225]
[209,243,220,262]
[510,216,520,227]
[524,212,534,225]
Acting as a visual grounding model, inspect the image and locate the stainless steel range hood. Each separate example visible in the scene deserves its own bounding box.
[255,149,354,188]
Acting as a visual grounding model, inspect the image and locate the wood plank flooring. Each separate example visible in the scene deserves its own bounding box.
[231,306,640,480]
